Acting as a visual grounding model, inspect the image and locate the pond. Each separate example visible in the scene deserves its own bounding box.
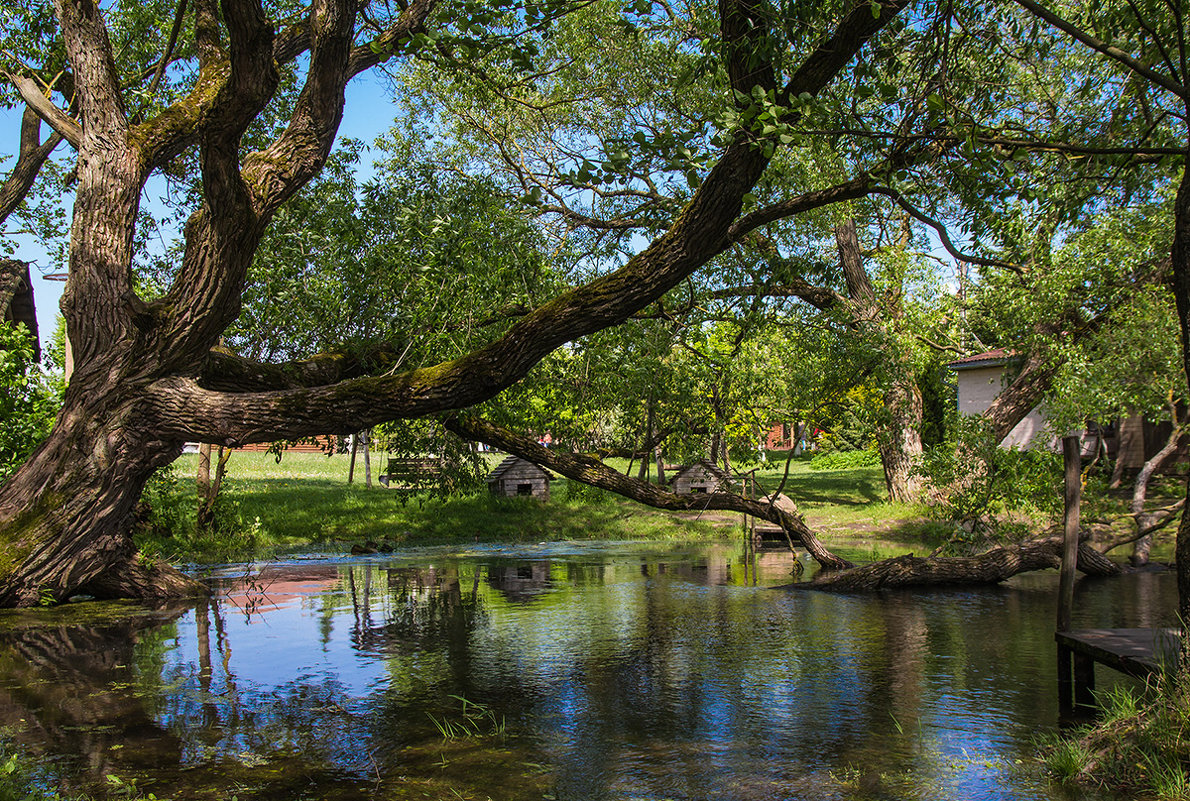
[0,541,1176,801]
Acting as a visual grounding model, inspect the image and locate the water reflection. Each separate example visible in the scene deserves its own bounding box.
[0,543,1173,800]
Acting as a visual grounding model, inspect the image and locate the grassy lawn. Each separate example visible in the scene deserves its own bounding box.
[143,449,943,561]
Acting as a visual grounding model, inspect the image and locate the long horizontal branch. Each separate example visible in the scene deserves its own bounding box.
[441,414,852,570]
[142,0,906,450]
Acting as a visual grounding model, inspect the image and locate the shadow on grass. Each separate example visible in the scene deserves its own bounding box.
[231,477,726,549]
[753,466,885,506]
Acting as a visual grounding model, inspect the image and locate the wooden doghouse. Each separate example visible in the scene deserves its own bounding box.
[669,460,732,494]
[487,456,553,500]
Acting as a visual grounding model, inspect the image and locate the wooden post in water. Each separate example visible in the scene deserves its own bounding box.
[1057,433,1082,717]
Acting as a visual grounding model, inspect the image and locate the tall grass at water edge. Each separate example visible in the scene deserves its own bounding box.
[1042,668,1190,799]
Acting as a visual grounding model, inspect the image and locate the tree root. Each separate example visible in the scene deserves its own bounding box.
[76,552,209,602]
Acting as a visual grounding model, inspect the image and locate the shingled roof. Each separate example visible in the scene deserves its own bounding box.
[486,455,554,483]
[947,348,1017,370]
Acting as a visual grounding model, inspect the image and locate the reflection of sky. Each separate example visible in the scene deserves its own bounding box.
[127,545,1178,800]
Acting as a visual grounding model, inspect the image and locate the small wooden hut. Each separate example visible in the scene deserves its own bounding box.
[669,460,732,494]
[487,455,553,500]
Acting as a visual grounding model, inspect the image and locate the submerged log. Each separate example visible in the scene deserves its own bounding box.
[804,537,1122,592]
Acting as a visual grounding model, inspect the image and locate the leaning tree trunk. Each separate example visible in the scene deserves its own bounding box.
[0,383,206,606]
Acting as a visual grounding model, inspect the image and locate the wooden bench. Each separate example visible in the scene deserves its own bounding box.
[380,457,442,491]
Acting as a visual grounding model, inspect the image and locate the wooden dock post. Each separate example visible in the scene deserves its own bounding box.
[1057,433,1081,718]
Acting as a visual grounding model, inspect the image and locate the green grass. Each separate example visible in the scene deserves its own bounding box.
[749,456,948,545]
[148,452,732,558]
[137,450,944,562]
[1042,667,1190,799]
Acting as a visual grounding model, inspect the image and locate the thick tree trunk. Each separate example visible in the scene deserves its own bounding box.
[803,537,1120,592]
[0,390,207,605]
[879,377,925,503]
[1170,157,1190,623]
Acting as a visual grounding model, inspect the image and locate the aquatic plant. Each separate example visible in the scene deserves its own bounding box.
[426,695,507,742]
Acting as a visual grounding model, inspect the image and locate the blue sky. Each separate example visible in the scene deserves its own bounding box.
[2,73,398,352]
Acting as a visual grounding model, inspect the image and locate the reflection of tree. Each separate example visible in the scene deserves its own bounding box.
[0,607,188,792]
[6,552,1166,800]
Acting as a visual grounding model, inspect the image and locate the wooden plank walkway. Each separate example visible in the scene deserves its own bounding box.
[1056,628,1182,716]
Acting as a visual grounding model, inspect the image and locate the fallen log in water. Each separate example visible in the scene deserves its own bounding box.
[801,537,1122,592]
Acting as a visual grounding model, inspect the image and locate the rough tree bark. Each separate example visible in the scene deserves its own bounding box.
[803,537,1121,591]
[0,0,909,605]
[834,217,924,502]
[1171,156,1190,623]
[443,414,854,570]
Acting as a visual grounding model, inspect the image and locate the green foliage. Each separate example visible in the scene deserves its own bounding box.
[371,421,486,500]
[136,467,193,541]
[134,466,263,562]
[0,322,61,480]
[1044,666,1190,800]
[808,449,880,471]
[230,143,564,367]
[917,417,1062,543]
[0,750,52,801]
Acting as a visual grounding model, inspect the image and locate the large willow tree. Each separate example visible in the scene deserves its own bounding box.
[0,0,911,605]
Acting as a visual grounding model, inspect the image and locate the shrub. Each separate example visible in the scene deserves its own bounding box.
[807,449,880,471]
[0,323,62,480]
[916,416,1063,544]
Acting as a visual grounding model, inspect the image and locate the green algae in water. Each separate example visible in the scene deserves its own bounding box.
[0,598,189,630]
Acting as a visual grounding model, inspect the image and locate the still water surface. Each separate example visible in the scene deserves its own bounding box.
[0,541,1177,801]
